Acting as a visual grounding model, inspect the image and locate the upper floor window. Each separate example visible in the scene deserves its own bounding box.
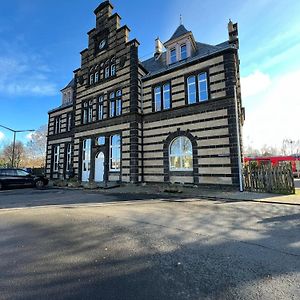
[95,71,99,83]
[54,116,62,134]
[169,136,193,171]
[105,66,110,79]
[111,64,116,76]
[187,72,208,104]
[154,86,161,112]
[67,113,72,132]
[198,72,208,101]
[98,95,104,121]
[154,83,171,112]
[180,44,187,60]
[89,74,94,85]
[110,135,121,171]
[170,48,177,64]
[83,101,93,124]
[109,90,122,118]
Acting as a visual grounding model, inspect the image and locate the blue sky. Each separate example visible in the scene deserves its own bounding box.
[0,0,299,150]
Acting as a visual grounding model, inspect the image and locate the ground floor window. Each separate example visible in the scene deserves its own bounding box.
[110,135,120,171]
[82,139,91,181]
[53,145,60,172]
[65,143,72,173]
[169,136,193,171]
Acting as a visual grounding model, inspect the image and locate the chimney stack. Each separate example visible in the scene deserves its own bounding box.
[154,37,164,59]
[228,19,239,48]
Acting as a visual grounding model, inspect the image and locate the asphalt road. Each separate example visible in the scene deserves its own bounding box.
[0,188,299,300]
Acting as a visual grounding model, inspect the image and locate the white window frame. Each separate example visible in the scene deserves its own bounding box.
[105,66,110,78]
[154,86,162,111]
[111,64,116,76]
[90,73,94,85]
[66,143,72,172]
[163,83,171,110]
[169,136,193,171]
[98,95,104,120]
[110,135,121,172]
[198,72,208,101]
[67,113,72,131]
[187,76,197,104]
[53,145,60,172]
[82,139,91,173]
[95,71,99,83]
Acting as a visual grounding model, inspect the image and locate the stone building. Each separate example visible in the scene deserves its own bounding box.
[46,1,245,188]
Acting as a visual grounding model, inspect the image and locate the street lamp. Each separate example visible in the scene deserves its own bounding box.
[0,125,35,168]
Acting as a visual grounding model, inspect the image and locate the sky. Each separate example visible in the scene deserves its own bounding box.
[0,0,299,151]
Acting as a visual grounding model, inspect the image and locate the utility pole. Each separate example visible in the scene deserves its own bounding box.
[0,125,35,168]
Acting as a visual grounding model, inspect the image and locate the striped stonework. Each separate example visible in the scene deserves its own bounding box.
[46,1,244,189]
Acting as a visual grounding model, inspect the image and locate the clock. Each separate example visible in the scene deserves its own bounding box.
[98,39,107,50]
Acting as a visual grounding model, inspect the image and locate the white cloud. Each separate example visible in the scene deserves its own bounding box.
[26,132,34,140]
[0,131,4,140]
[0,56,57,97]
[241,70,271,98]
[243,69,300,150]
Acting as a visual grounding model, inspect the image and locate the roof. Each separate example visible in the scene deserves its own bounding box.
[165,25,190,44]
[61,78,75,91]
[141,40,234,78]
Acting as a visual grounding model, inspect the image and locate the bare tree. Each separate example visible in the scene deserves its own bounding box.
[26,125,47,168]
[2,142,25,167]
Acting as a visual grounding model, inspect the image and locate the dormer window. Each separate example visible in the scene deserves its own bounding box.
[170,48,177,64]
[180,44,187,60]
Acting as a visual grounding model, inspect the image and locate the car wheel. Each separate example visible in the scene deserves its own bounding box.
[35,180,44,189]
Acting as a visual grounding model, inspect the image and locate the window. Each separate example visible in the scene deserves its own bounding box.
[110,135,120,171]
[180,44,187,60]
[97,136,105,145]
[111,64,116,76]
[98,95,104,120]
[88,100,93,123]
[187,76,197,104]
[187,72,209,104]
[82,139,91,178]
[198,72,208,101]
[105,66,110,78]
[109,90,122,117]
[95,71,99,83]
[154,86,162,112]
[67,113,72,131]
[170,48,177,64]
[83,101,93,124]
[116,90,122,116]
[16,169,29,176]
[169,136,193,171]
[53,145,60,172]
[66,143,72,172]
[90,73,94,85]
[163,83,171,110]
[54,116,62,134]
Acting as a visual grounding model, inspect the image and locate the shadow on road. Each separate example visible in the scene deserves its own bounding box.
[0,201,299,299]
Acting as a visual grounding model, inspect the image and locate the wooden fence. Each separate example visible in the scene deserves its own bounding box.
[243,162,295,194]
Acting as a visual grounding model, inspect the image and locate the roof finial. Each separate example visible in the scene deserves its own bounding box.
[180,14,183,25]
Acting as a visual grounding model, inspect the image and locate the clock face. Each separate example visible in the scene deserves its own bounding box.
[99,39,107,50]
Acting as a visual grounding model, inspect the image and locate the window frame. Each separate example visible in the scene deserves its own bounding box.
[54,116,62,134]
[67,113,72,132]
[186,70,210,105]
[53,145,60,172]
[109,89,122,118]
[153,82,172,112]
[169,136,193,171]
[109,134,121,172]
[180,44,187,60]
[65,143,72,173]
[170,48,177,64]
[98,95,104,121]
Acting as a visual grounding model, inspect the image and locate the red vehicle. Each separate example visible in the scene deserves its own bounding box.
[244,156,300,176]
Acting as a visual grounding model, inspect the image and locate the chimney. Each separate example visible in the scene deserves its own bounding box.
[154,37,164,59]
[228,19,239,48]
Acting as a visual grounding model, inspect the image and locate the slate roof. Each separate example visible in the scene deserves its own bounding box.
[61,78,75,91]
[141,40,234,78]
[165,25,190,44]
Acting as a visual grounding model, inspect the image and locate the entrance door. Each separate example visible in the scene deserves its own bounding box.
[95,152,104,182]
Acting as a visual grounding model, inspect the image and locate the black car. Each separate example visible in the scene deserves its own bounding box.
[0,168,48,190]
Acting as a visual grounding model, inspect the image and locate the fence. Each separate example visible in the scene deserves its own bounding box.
[243,162,295,194]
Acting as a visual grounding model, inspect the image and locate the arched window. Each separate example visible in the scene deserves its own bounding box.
[169,136,193,171]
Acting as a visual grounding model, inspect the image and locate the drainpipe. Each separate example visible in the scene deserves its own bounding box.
[234,85,244,192]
